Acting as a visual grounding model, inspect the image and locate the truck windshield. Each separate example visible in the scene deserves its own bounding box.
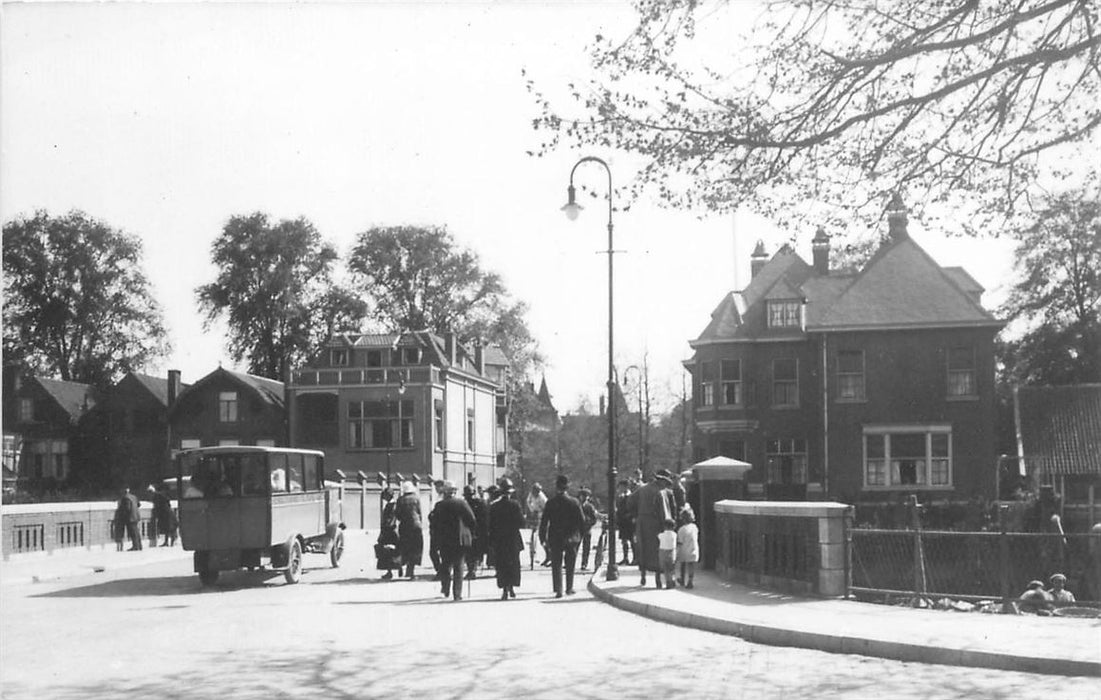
[179,452,269,499]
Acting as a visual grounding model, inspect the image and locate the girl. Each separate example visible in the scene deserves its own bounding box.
[677,511,700,589]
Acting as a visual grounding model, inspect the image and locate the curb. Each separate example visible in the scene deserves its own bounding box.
[587,579,1101,678]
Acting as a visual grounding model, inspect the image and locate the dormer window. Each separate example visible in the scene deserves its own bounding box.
[767,300,802,328]
[330,348,349,367]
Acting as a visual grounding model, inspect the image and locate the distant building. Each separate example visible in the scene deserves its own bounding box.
[686,196,1003,502]
[288,331,507,487]
[167,367,287,464]
[2,367,96,488]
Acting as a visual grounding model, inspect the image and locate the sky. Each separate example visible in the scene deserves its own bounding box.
[1,1,1017,413]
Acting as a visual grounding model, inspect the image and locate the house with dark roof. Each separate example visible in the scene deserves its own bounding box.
[2,367,97,487]
[167,367,287,465]
[288,331,507,487]
[686,197,1004,503]
[82,370,189,488]
[1014,384,1101,528]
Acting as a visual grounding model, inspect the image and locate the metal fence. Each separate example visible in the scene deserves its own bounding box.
[850,527,1101,606]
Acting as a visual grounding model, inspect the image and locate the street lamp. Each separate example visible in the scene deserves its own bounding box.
[562,155,619,582]
[624,364,645,480]
[385,369,407,487]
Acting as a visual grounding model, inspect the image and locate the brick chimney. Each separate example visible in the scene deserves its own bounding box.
[750,240,769,278]
[473,340,485,375]
[167,369,181,407]
[444,332,457,366]
[887,192,909,240]
[812,226,830,275]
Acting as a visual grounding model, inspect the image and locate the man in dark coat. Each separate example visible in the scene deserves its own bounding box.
[629,471,675,587]
[615,479,636,565]
[116,487,143,551]
[430,481,477,601]
[488,477,524,600]
[463,484,488,579]
[539,474,585,598]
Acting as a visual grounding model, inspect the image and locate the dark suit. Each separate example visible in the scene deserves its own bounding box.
[539,490,585,595]
[488,495,525,590]
[431,495,476,600]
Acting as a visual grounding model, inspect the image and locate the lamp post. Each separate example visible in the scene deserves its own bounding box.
[561,155,619,582]
[624,364,645,480]
[386,369,408,487]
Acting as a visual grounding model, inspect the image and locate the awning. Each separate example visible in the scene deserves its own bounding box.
[684,456,753,481]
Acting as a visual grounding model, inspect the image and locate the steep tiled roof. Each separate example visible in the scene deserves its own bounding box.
[35,377,96,420]
[695,292,746,342]
[814,237,998,329]
[223,369,285,408]
[484,345,508,367]
[1016,384,1101,475]
[129,372,189,407]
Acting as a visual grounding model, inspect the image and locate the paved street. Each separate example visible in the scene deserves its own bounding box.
[1,531,1097,699]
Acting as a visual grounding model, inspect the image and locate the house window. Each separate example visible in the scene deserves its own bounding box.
[366,350,383,368]
[218,439,240,447]
[767,300,801,328]
[947,347,976,398]
[256,439,276,447]
[435,402,445,451]
[466,407,476,452]
[403,348,421,365]
[180,438,201,450]
[863,428,953,489]
[218,392,238,423]
[18,398,33,423]
[720,359,742,405]
[765,439,807,484]
[50,440,69,480]
[772,358,798,407]
[348,400,414,449]
[697,362,715,407]
[331,348,348,366]
[718,439,746,461]
[837,350,865,401]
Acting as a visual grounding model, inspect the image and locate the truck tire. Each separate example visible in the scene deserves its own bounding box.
[284,539,303,584]
[330,530,345,568]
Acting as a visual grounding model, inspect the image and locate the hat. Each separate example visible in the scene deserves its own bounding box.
[463,484,476,498]
[381,487,394,500]
[497,477,514,493]
[578,486,591,496]
[555,474,570,490]
[1050,573,1067,583]
[441,480,457,494]
[1027,579,1044,589]
[400,481,416,495]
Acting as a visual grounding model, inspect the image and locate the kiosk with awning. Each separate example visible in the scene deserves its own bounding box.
[683,456,752,569]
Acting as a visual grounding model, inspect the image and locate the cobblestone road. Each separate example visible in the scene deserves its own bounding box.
[1,532,1097,699]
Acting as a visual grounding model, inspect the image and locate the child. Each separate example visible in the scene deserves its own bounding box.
[657,518,678,589]
[676,511,699,589]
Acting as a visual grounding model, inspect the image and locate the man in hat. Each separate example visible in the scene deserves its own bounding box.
[629,470,676,587]
[1047,573,1075,605]
[430,481,477,601]
[463,484,488,579]
[577,487,599,571]
[539,474,585,598]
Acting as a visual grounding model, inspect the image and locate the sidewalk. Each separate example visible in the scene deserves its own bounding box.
[1,542,190,586]
[589,568,1101,678]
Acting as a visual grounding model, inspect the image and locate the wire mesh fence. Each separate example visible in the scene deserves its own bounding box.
[851,527,1101,607]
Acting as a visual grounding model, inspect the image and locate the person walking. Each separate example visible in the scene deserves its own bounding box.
[395,481,424,580]
[464,484,488,579]
[151,484,177,547]
[527,483,549,567]
[578,487,599,571]
[376,488,401,580]
[615,480,635,565]
[431,481,476,601]
[539,474,585,598]
[116,487,143,551]
[488,477,524,600]
[628,471,675,587]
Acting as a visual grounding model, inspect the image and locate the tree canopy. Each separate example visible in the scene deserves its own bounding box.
[348,225,541,377]
[530,0,1101,232]
[197,212,367,380]
[998,183,1100,384]
[2,210,169,387]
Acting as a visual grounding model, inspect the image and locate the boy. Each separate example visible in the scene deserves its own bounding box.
[657,518,678,589]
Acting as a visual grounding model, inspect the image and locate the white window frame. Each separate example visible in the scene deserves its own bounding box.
[772,358,799,407]
[862,425,953,491]
[837,350,866,402]
[720,359,742,406]
[946,346,977,399]
[767,300,802,328]
[697,361,715,407]
[218,391,238,423]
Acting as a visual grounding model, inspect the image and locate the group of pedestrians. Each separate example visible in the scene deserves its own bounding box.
[112,484,178,551]
[619,469,699,589]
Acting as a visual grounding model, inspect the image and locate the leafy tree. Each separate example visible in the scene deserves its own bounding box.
[197,213,367,381]
[998,184,1100,385]
[3,210,169,386]
[530,0,1101,231]
[348,224,541,376]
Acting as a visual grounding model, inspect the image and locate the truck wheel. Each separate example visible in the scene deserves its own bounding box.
[284,539,303,584]
[330,531,345,568]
